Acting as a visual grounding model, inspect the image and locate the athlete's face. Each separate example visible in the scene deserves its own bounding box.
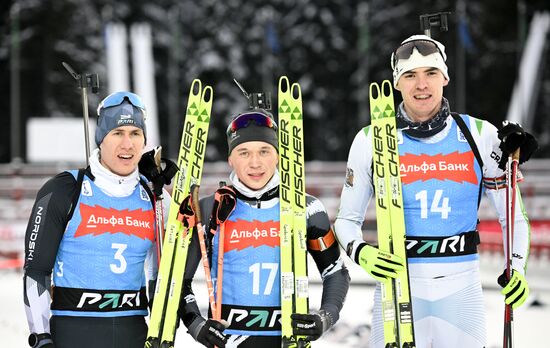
[228,141,278,190]
[99,126,145,176]
[396,67,448,123]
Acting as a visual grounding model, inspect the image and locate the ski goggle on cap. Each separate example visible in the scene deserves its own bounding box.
[95,91,148,146]
[391,35,449,88]
[97,91,147,117]
[226,111,278,155]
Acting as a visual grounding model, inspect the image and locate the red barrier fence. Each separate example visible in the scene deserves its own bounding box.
[478,220,550,257]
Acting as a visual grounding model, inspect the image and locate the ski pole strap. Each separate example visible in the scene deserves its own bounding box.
[177,193,196,228]
[406,230,480,258]
[307,228,336,251]
[210,186,237,229]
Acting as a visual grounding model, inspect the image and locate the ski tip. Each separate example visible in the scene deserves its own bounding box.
[291,83,302,101]
[369,82,381,101]
[191,79,202,96]
[279,76,290,93]
[201,85,214,104]
[381,80,393,98]
[370,80,395,103]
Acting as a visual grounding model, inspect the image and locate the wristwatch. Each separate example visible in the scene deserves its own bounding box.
[28,333,53,347]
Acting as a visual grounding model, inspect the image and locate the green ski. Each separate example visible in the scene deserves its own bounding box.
[370,80,415,348]
[146,79,213,348]
[279,76,309,348]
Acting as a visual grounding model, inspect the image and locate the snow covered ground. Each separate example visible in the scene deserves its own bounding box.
[2,254,548,347]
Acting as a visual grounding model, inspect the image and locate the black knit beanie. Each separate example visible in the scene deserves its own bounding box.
[226,110,278,155]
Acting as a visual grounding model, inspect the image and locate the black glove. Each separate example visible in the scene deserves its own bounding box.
[212,186,237,224]
[28,333,54,347]
[497,121,538,170]
[138,147,178,196]
[291,310,333,341]
[188,318,228,348]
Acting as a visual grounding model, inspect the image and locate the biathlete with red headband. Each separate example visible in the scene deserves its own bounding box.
[177,101,350,348]
[335,34,538,347]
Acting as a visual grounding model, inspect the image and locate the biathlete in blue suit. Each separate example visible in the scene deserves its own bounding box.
[23,92,167,348]
[178,102,350,348]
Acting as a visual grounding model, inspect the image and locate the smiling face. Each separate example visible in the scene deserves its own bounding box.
[228,141,278,190]
[395,67,449,123]
[99,125,145,176]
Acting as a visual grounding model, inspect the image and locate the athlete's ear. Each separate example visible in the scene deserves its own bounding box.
[227,157,233,169]
[394,81,401,91]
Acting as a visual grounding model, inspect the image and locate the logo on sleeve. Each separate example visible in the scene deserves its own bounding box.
[345,167,354,187]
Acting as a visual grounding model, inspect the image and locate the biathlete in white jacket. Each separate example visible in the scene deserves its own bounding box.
[334,34,538,348]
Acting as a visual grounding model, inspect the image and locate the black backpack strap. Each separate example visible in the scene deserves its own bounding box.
[451,112,484,169]
[66,167,88,222]
[451,112,484,208]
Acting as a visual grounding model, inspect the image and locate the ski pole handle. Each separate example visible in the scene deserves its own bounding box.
[511,148,520,162]
[153,146,165,262]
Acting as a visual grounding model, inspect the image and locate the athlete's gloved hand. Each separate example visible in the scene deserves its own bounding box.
[138,146,178,196]
[498,269,530,310]
[212,186,237,224]
[189,317,228,348]
[28,332,54,347]
[291,309,333,341]
[497,121,538,170]
[352,242,404,282]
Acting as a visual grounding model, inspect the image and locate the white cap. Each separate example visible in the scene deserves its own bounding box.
[392,35,450,88]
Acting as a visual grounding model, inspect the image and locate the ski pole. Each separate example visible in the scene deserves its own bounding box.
[215,223,225,323]
[191,185,218,320]
[62,62,99,166]
[152,146,166,264]
[503,148,520,348]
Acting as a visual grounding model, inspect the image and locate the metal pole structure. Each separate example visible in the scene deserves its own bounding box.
[357,2,370,127]
[10,2,21,163]
[168,5,182,159]
[517,0,526,128]
[456,0,467,112]
[262,7,275,97]
[62,62,99,166]
[80,85,91,163]
[419,12,451,38]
